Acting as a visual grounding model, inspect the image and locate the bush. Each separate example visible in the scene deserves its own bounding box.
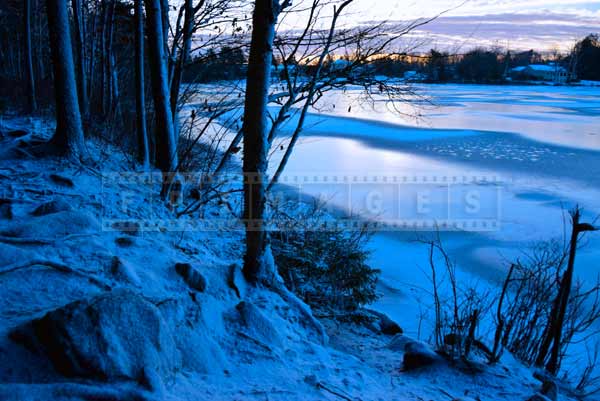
[420,235,492,361]
[270,203,379,314]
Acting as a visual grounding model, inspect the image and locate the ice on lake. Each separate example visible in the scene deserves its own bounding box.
[272,84,600,317]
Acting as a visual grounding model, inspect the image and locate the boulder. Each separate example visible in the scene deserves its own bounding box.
[31,199,73,216]
[1,210,100,239]
[403,340,442,370]
[175,263,207,292]
[364,308,403,335]
[388,335,442,370]
[387,334,413,352]
[115,236,135,247]
[49,174,74,188]
[21,290,180,386]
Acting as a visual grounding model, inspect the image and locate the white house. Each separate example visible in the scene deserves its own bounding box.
[510,64,569,84]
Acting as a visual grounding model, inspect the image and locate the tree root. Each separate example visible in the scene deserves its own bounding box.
[268,279,329,345]
[316,382,357,401]
[0,233,98,246]
[0,259,111,290]
[0,236,54,245]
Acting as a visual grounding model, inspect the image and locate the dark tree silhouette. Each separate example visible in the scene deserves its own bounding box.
[144,0,179,194]
[46,0,86,159]
[135,0,150,169]
[241,0,289,283]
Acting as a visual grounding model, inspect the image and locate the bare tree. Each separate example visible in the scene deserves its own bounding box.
[265,14,433,189]
[135,0,150,169]
[267,0,353,189]
[25,0,37,113]
[72,0,89,117]
[144,0,179,196]
[241,0,290,283]
[45,0,86,159]
[537,207,598,374]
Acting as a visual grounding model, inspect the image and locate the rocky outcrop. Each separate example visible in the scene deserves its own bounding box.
[14,290,180,388]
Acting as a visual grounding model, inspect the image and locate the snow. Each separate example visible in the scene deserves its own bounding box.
[525,64,566,73]
[272,84,600,382]
[0,83,594,400]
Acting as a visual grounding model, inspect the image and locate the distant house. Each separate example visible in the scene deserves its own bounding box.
[510,63,569,84]
[403,70,426,81]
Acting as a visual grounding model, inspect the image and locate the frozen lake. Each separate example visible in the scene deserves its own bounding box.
[273,84,600,338]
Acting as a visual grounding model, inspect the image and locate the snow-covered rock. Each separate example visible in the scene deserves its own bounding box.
[403,341,442,370]
[15,289,180,388]
[31,199,72,216]
[175,262,207,292]
[388,335,442,370]
[364,308,403,335]
[1,210,100,239]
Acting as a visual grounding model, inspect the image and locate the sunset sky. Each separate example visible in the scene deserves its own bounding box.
[329,0,600,52]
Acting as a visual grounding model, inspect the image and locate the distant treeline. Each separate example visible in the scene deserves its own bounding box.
[179,34,600,85]
[182,46,247,83]
[368,34,600,84]
[180,33,600,85]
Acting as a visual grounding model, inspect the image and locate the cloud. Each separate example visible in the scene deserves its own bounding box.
[380,12,600,52]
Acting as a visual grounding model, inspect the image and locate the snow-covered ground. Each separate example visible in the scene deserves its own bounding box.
[271,84,600,369]
[0,116,575,401]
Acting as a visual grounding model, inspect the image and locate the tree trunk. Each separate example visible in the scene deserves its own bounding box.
[535,207,596,374]
[88,5,99,107]
[159,0,170,57]
[25,0,37,113]
[99,0,109,115]
[105,0,116,114]
[135,0,150,169]
[72,0,89,117]
[46,0,86,159]
[144,0,179,193]
[546,209,581,374]
[241,0,281,283]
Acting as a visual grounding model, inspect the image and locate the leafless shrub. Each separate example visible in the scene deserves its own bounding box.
[419,234,492,361]
[490,237,600,386]
[490,240,566,364]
